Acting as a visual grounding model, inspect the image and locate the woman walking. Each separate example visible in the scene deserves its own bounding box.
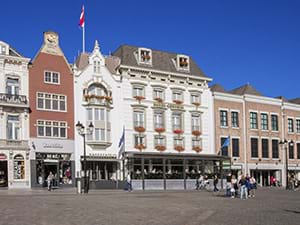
[239,175,248,200]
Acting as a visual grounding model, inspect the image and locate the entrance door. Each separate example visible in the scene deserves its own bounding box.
[0,161,8,187]
[262,171,269,186]
[44,164,58,187]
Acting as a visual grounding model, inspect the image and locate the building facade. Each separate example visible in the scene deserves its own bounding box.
[212,84,300,187]
[29,31,75,187]
[111,45,228,190]
[0,41,31,188]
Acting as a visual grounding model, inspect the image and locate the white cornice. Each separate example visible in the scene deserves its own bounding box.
[213,92,244,102]
[244,94,282,106]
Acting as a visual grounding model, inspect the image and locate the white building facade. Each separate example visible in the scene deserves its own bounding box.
[0,41,31,188]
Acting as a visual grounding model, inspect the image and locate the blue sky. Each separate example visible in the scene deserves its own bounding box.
[2,0,300,99]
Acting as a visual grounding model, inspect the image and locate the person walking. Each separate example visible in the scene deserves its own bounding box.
[47,171,54,191]
[213,174,219,192]
[239,175,248,200]
[249,176,257,197]
[230,175,238,198]
[126,172,132,192]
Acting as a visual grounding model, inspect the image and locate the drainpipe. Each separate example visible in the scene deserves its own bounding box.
[243,96,247,174]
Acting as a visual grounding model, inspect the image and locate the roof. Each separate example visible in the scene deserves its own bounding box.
[289,98,300,105]
[210,84,226,93]
[75,53,89,70]
[112,45,209,78]
[228,84,263,96]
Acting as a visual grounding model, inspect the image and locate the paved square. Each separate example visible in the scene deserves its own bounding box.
[0,188,299,225]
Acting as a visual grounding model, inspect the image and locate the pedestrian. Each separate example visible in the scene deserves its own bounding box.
[246,174,250,196]
[225,173,232,197]
[239,175,248,200]
[213,174,219,192]
[230,175,238,198]
[47,171,54,191]
[126,172,132,192]
[249,176,257,197]
[196,175,203,190]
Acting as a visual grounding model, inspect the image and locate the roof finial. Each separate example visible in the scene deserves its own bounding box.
[94,40,100,51]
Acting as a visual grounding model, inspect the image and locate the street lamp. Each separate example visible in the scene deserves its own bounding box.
[279,139,294,190]
[76,121,94,193]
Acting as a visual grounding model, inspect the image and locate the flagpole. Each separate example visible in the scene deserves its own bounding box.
[83,24,85,53]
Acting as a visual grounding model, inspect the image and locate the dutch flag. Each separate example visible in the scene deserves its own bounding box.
[118,127,125,159]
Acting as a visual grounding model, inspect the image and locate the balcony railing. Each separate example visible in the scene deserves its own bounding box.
[0,93,28,106]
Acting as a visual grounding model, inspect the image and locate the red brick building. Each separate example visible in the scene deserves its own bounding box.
[29,31,74,187]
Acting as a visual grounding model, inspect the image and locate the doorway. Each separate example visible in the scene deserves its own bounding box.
[44,164,58,187]
[0,161,8,187]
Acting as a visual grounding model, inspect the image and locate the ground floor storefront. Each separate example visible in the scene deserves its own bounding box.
[126,152,230,190]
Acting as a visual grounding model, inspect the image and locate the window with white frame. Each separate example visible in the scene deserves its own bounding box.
[154,135,166,146]
[191,114,200,131]
[288,118,294,133]
[14,155,25,180]
[95,108,105,121]
[172,90,183,102]
[174,137,184,146]
[6,78,19,95]
[134,135,146,146]
[250,112,258,129]
[132,85,145,98]
[133,110,145,127]
[37,92,66,112]
[44,71,60,84]
[93,60,101,73]
[154,111,164,128]
[190,93,200,104]
[37,120,67,138]
[177,55,189,70]
[139,49,152,64]
[220,110,228,127]
[7,115,19,140]
[261,113,268,131]
[172,112,182,130]
[192,137,201,147]
[296,119,300,133]
[271,115,279,131]
[153,88,164,101]
[95,128,105,141]
[231,111,239,128]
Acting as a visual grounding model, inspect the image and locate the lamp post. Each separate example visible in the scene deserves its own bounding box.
[76,121,94,193]
[279,139,294,190]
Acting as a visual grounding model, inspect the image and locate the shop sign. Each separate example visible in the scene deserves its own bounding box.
[43,143,63,149]
[86,153,117,160]
[0,154,7,160]
[168,103,184,110]
[222,160,231,169]
[36,153,70,160]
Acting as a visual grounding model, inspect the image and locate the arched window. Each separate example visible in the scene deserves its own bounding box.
[14,154,25,179]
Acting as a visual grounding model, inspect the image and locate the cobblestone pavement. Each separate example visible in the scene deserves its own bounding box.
[0,188,299,225]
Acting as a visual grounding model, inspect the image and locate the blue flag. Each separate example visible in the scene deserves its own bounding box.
[221,136,230,149]
[118,127,125,159]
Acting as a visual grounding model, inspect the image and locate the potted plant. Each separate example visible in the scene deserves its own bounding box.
[134,96,145,102]
[173,99,183,105]
[192,146,202,153]
[192,102,200,107]
[173,129,183,135]
[155,145,166,152]
[192,130,201,136]
[154,97,163,103]
[175,145,184,152]
[135,144,146,151]
[134,126,146,133]
[155,127,165,133]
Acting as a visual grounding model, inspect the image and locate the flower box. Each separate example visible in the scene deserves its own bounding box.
[155,127,165,133]
[192,130,201,136]
[105,96,112,101]
[192,146,202,153]
[135,144,146,150]
[134,96,145,101]
[155,145,166,152]
[134,126,145,133]
[173,100,183,105]
[192,102,200,107]
[175,145,184,152]
[154,97,163,103]
[173,129,183,135]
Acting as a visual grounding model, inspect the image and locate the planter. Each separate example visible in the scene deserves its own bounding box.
[105,96,112,101]
[192,146,202,153]
[154,97,163,103]
[174,145,184,152]
[192,130,201,136]
[134,126,145,133]
[155,127,165,133]
[134,96,145,101]
[173,129,183,135]
[173,100,183,105]
[135,144,146,151]
[192,102,200,107]
[155,145,166,152]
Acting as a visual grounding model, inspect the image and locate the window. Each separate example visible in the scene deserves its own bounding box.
[153,88,164,101]
[44,71,60,84]
[192,137,201,147]
[37,92,67,112]
[154,135,166,146]
[133,86,144,98]
[87,108,93,120]
[190,93,200,104]
[14,155,25,180]
[6,78,19,95]
[133,111,145,127]
[288,118,294,133]
[178,55,189,70]
[221,137,229,156]
[134,135,145,146]
[154,111,164,129]
[94,61,101,73]
[297,143,300,159]
[232,138,239,157]
[250,112,258,129]
[220,110,228,127]
[261,114,268,131]
[271,115,278,131]
[37,120,67,138]
[231,112,239,128]
[191,114,200,131]
[172,90,183,102]
[289,144,294,159]
[7,115,19,140]
[272,140,279,159]
[251,138,258,158]
[174,137,184,146]
[262,139,269,158]
[95,128,105,141]
[172,112,182,130]
[140,49,152,64]
[296,120,300,133]
[95,108,105,121]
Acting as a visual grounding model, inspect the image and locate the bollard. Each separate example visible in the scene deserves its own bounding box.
[77,179,82,194]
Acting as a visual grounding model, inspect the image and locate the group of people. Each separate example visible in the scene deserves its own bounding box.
[229,174,257,200]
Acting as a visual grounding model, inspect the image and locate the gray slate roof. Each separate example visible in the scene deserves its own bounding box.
[112,45,209,78]
[210,84,226,93]
[228,84,262,96]
[289,98,300,104]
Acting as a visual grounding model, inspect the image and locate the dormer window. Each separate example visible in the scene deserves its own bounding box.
[177,55,190,71]
[93,60,101,73]
[1,45,6,55]
[139,48,152,65]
